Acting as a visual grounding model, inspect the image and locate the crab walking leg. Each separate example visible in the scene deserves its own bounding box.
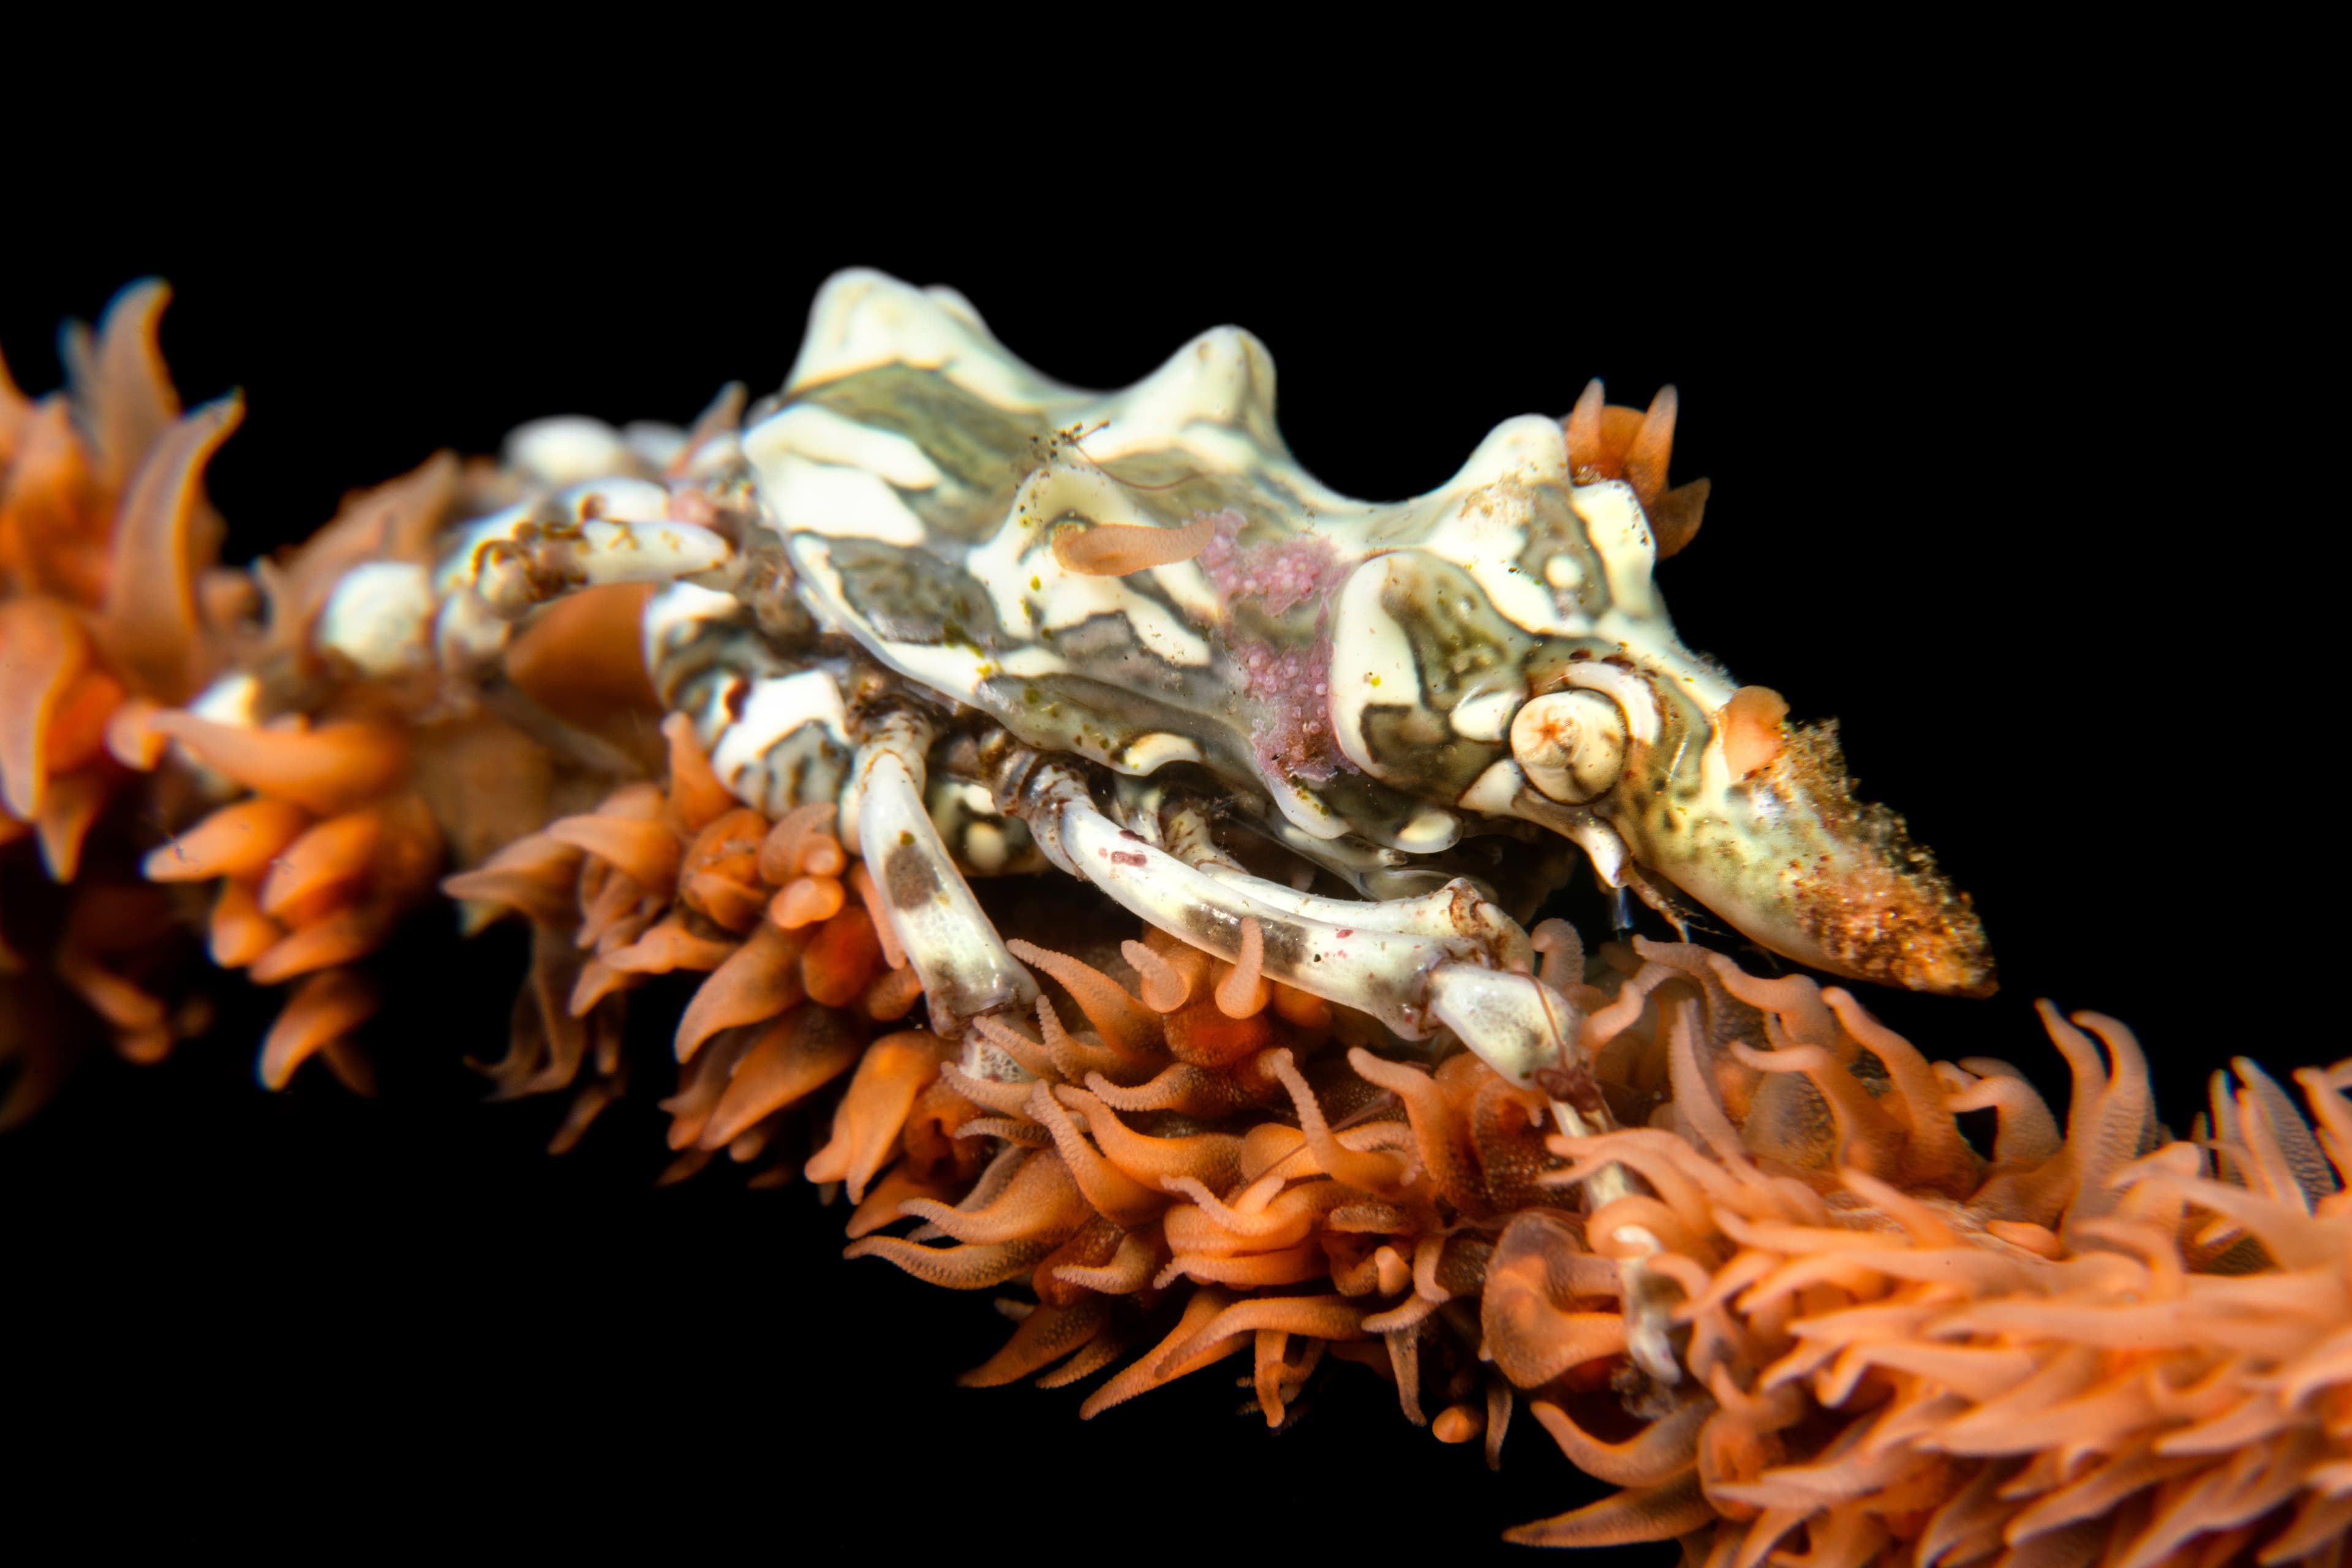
[1567,1132,1681,1387]
[1083,771,1676,1364]
[1038,787,1490,1039]
[1422,965,1682,1387]
[641,584,857,820]
[848,710,1038,1039]
[1258,818,1422,895]
[1196,864,1533,972]
[1121,775,1529,959]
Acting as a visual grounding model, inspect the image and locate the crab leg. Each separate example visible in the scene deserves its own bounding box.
[427,479,736,669]
[845,709,1037,1044]
[1196,865,1534,972]
[1110,779,1425,897]
[1558,1110,1683,1387]
[1154,795,1240,873]
[1106,778,1534,976]
[1420,960,1679,1382]
[1251,818,1424,896]
[436,478,733,611]
[1054,799,1474,1037]
[1005,759,1493,1039]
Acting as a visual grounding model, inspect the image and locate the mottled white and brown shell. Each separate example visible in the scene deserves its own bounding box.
[300,268,1990,1090]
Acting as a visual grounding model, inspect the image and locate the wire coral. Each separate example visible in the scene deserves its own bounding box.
[9,282,2350,1565]
[848,923,1550,1417]
[1494,949,2352,1565]
[824,917,2352,1564]
[429,721,2352,1566]
[5,303,684,1106]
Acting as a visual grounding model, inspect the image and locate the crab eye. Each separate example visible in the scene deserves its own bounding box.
[1510,688,1629,804]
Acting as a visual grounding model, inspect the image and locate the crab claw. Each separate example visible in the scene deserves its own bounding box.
[1492,646,1993,998]
[1624,703,1996,998]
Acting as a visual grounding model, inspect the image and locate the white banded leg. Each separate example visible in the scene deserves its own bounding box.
[1254,816,1432,898]
[1022,769,1487,1039]
[1558,1106,1683,1388]
[1109,774,1424,899]
[1196,865,1534,974]
[1115,776,1545,1026]
[1101,777,1534,1001]
[848,709,1038,1041]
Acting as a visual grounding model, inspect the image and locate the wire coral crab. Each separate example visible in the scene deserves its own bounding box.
[6,272,2346,1564]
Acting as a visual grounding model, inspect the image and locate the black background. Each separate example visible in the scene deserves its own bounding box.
[4,119,2327,1563]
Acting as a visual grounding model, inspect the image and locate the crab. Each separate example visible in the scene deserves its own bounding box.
[353,269,1988,1072]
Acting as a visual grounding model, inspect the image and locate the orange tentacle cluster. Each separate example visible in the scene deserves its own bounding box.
[843,915,1572,1449]
[1491,943,2352,1564]
[1562,378,1712,559]
[1,285,246,1115]
[106,545,562,1090]
[445,712,955,1178]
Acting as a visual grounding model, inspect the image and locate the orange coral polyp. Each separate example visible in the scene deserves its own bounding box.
[501,581,662,733]
[799,904,883,1008]
[143,796,311,883]
[768,875,845,930]
[147,714,412,820]
[756,803,841,884]
[1161,987,1275,1069]
[698,1004,864,1150]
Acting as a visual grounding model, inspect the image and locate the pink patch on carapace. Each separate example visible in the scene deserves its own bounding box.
[1191,508,1359,785]
[1232,630,1347,785]
[1196,509,1348,617]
